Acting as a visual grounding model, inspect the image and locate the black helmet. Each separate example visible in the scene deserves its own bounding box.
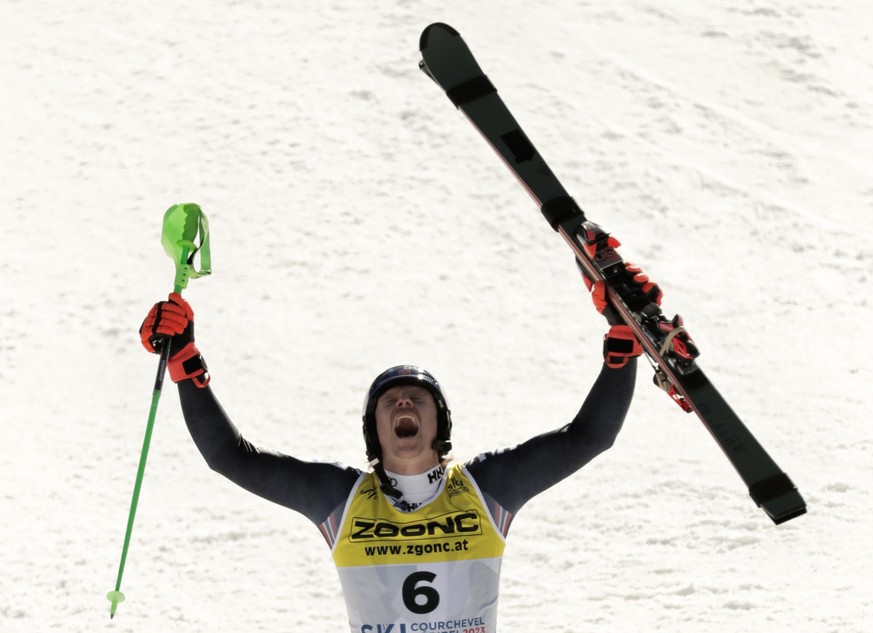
[361,365,453,463]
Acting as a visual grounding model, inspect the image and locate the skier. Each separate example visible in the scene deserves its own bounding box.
[139,261,661,632]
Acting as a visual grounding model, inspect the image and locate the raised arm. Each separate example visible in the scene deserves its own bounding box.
[467,260,662,515]
[140,294,359,525]
[466,358,636,515]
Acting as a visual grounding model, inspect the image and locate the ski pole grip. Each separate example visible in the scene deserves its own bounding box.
[541,195,585,231]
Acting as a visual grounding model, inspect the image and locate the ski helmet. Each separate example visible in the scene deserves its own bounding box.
[362,365,453,463]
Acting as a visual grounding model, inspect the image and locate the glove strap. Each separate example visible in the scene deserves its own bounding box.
[167,342,211,388]
[603,325,643,369]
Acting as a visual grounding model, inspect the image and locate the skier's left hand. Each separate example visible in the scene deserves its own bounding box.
[578,259,663,369]
[579,260,662,325]
[623,262,663,307]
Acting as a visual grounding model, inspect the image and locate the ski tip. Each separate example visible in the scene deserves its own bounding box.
[420,22,459,51]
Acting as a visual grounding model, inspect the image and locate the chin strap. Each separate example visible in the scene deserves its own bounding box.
[432,438,452,455]
[370,459,403,499]
[369,439,452,501]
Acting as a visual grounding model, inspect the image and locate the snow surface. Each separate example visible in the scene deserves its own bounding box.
[1,1,871,631]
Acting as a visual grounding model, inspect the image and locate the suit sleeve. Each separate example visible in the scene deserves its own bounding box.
[176,380,360,525]
[466,360,635,515]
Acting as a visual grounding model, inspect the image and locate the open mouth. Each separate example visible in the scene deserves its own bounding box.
[394,415,419,438]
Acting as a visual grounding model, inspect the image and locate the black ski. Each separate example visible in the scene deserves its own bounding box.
[419,22,806,525]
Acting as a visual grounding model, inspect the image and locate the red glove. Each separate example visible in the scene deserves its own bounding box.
[582,261,663,325]
[623,262,663,306]
[602,325,643,369]
[139,293,210,387]
[579,259,662,368]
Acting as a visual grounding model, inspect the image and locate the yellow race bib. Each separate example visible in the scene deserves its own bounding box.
[333,465,505,633]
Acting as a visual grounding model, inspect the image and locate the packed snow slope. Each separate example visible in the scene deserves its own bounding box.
[1,1,871,632]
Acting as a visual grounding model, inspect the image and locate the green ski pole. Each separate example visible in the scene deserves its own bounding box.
[107,203,211,619]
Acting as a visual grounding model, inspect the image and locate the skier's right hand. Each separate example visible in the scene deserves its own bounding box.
[139,293,210,387]
[140,292,194,355]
